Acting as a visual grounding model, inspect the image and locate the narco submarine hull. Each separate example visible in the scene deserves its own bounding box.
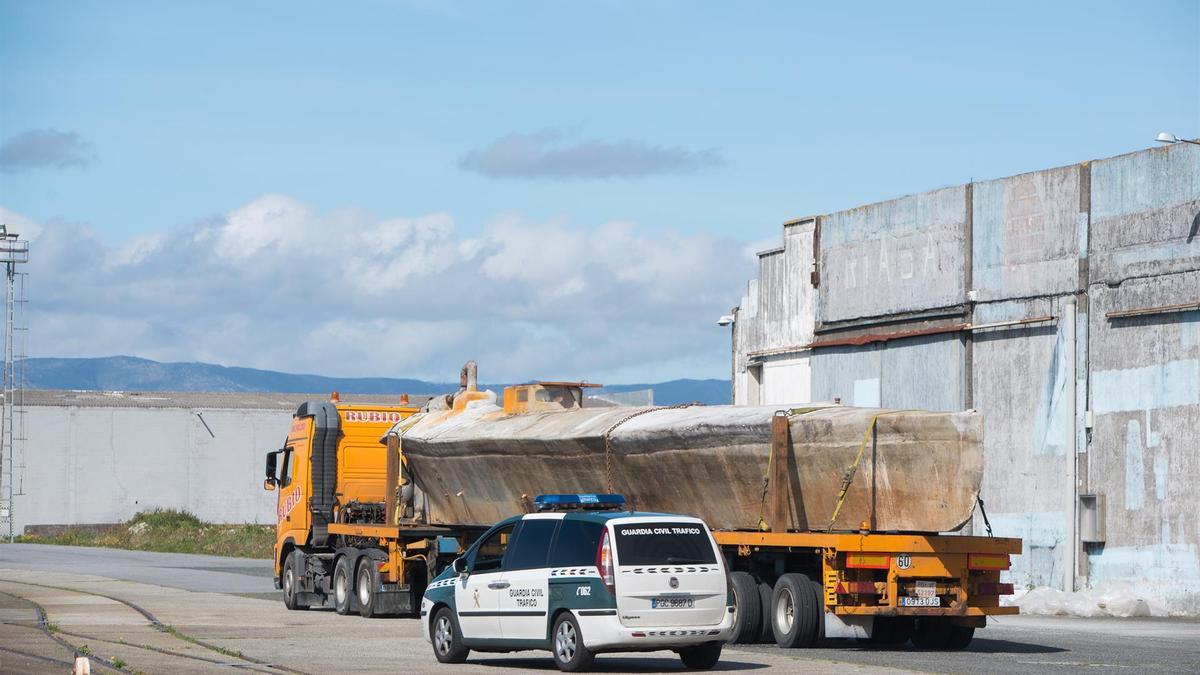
[390,374,984,535]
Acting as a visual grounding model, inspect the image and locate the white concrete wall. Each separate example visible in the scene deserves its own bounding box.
[14,406,289,532]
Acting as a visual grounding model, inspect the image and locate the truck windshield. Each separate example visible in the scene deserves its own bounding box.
[612,522,717,566]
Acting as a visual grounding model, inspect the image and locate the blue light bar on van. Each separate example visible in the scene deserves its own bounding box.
[534,494,626,511]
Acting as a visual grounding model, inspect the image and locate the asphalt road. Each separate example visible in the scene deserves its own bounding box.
[1,543,1198,674]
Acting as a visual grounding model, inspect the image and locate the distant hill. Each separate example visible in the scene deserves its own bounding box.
[23,356,731,406]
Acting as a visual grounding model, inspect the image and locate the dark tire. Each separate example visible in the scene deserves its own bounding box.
[551,613,594,672]
[945,625,975,650]
[679,642,722,670]
[911,617,952,649]
[431,606,470,663]
[728,572,761,644]
[357,558,381,618]
[281,550,309,610]
[869,617,914,646]
[772,573,820,649]
[333,556,354,615]
[757,581,775,643]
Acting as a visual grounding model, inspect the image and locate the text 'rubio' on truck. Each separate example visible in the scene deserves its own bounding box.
[263,361,1019,648]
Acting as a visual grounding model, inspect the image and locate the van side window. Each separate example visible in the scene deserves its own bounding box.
[548,519,603,567]
[471,523,515,573]
[506,519,559,570]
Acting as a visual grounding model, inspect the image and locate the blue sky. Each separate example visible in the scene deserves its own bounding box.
[1,1,1197,383]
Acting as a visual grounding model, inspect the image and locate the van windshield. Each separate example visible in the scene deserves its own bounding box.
[612,522,717,566]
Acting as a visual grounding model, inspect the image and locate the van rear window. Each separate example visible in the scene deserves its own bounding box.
[612,522,717,566]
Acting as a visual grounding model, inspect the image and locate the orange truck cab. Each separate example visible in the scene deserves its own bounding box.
[264,395,432,616]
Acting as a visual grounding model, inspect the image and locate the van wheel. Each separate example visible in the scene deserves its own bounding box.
[679,642,722,670]
[357,558,380,618]
[772,573,820,648]
[431,606,470,663]
[552,613,594,672]
[333,556,354,615]
[282,550,309,610]
[728,572,761,644]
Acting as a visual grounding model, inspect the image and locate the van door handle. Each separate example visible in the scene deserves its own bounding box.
[488,582,510,590]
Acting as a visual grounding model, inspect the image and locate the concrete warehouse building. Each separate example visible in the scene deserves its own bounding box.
[728,142,1200,613]
[11,390,426,535]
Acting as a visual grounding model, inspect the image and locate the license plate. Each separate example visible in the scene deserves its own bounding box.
[900,596,940,607]
[651,597,694,609]
[915,580,937,598]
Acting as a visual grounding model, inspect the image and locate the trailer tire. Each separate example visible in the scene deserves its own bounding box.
[431,606,470,663]
[282,550,309,611]
[357,558,381,618]
[772,573,820,649]
[728,572,761,644]
[869,617,914,646]
[945,625,975,650]
[757,581,775,643]
[333,556,354,615]
[911,617,952,650]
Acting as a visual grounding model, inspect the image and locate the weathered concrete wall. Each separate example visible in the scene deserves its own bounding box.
[1090,144,1200,285]
[819,186,967,322]
[15,406,287,531]
[732,142,1200,612]
[971,298,1076,589]
[972,165,1082,301]
[1087,270,1200,612]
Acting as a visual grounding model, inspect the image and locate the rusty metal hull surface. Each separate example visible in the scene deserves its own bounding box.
[398,404,982,533]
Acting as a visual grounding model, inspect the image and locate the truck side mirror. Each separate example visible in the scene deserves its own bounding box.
[264,449,282,489]
[452,557,469,576]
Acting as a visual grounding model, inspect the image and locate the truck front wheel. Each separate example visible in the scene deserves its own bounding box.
[282,550,309,611]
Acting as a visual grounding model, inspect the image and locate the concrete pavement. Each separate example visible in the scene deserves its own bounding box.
[1,544,1198,674]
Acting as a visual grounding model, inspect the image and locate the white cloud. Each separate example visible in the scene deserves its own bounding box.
[0,206,44,242]
[19,195,751,382]
[460,129,726,180]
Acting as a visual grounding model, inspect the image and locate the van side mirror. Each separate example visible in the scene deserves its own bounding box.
[452,557,469,576]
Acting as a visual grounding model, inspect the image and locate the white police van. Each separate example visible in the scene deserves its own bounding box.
[421,494,735,671]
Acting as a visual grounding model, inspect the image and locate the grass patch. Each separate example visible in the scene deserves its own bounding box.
[13,509,273,559]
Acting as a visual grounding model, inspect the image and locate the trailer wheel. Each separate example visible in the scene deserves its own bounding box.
[911,617,952,649]
[333,556,354,615]
[868,617,914,646]
[357,558,381,618]
[945,625,975,650]
[727,572,761,644]
[756,581,775,643]
[282,550,309,611]
[772,573,820,649]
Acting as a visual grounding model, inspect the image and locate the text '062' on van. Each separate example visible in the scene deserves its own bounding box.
[420,494,734,672]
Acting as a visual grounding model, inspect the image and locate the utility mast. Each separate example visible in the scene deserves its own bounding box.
[0,225,28,542]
